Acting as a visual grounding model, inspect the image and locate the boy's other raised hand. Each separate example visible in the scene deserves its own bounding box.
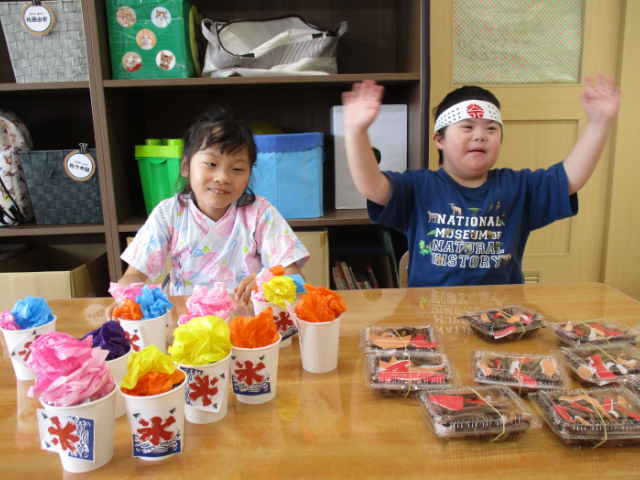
[582,73,621,124]
[341,80,385,132]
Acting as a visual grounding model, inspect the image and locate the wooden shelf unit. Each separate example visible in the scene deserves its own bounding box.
[0,0,426,281]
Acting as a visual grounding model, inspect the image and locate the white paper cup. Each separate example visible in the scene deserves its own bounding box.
[231,337,281,404]
[252,299,296,348]
[1,317,57,380]
[121,370,186,461]
[119,310,170,354]
[40,385,116,473]
[106,347,131,418]
[297,315,341,374]
[180,351,232,424]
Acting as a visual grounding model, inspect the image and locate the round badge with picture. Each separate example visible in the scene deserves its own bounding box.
[64,146,96,181]
[151,6,171,28]
[20,1,55,36]
[156,50,175,71]
[116,6,136,27]
[136,29,156,50]
[122,52,142,72]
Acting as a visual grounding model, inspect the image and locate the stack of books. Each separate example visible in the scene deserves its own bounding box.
[331,260,380,290]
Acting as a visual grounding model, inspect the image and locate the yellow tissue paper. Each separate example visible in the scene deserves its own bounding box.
[263,276,296,308]
[121,345,177,390]
[168,315,232,366]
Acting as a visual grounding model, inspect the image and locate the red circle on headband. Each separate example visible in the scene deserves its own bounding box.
[466,104,485,118]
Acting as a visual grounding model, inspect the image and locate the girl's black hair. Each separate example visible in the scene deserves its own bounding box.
[432,86,502,166]
[178,105,257,207]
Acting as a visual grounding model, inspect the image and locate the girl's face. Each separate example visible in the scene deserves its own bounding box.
[433,118,502,187]
[181,144,251,221]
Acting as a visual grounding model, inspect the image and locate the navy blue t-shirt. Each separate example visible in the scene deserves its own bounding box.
[368,162,578,287]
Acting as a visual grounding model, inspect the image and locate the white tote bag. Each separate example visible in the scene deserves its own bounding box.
[201,15,347,78]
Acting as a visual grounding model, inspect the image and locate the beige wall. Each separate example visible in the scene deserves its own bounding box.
[603,1,640,299]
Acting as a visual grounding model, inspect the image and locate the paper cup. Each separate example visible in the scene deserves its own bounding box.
[1,317,57,380]
[38,385,116,473]
[297,315,341,374]
[106,347,131,418]
[252,299,296,348]
[119,310,170,354]
[121,370,186,461]
[231,337,281,404]
[180,351,232,424]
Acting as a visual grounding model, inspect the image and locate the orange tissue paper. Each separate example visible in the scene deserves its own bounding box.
[113,298,143,320]
[120,345,184,396]
[295,285,347,323]
[229,308,280,349]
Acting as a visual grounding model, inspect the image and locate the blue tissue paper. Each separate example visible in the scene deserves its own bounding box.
[11,296,55,329]
[136,285,173,320]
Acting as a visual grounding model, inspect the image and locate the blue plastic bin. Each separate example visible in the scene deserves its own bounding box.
[252,133,324,219]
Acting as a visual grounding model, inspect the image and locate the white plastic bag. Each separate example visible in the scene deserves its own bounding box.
[201,15,347,78]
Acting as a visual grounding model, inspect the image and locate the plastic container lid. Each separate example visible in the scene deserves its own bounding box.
[546,318,638,348]
[458,305,546,342]
[254,132,323,153]
[363,351,458,396]
[556,344,640,387]
[359,325,441,353]
[471,350,568,395]
[529,386,640,447]
[135,138,184,158]
[415,386,540,442]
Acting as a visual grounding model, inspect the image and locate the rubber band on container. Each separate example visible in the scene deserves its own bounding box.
[580,389,608,449]
[593,345,629,382]
[468,387,505,443]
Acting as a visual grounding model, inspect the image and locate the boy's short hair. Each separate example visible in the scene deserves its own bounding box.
[433,86,502,166]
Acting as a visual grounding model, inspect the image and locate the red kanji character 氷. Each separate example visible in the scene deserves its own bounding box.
[274,311,293,333]
[137,416,176,446]
[17,334,41,363]
[48,416,80,452]
[125,331,142,352]
[235,360,265,386]
[188,375,219,406]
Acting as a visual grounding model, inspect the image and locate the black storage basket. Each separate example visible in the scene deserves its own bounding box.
[20,149,103,225]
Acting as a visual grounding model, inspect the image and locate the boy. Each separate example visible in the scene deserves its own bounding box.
[341,74,620,287]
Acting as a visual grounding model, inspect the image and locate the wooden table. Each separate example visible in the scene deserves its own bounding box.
[2,283,640,479]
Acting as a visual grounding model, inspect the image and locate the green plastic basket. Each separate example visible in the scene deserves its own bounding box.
[135,138,187,215]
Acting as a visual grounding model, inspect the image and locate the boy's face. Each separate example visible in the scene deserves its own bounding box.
[433,118,502,185]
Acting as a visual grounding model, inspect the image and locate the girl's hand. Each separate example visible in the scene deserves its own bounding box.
[582,73,621,123]
[105,301,117,322]
[342,80,385,132]
[234,273,257,307]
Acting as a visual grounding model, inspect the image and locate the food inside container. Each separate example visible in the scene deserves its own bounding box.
[557,344,640,387]
[458,305,545,342]
[363,351,457,397]
[529,386,640,448]
[359,325,441,353]
[415,386,540,443]
[547,319,637,348]
[472,350,567,395]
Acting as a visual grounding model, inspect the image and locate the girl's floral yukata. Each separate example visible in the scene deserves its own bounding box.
[122,194,310,295]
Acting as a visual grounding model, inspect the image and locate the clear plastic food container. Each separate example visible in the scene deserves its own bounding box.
[471,350,568,395]
[556,344,640,387]
[415,386,540,443]
[458,305,545,342]
[363,351,458,397]
[359,325,441,353]
[547,319,637,348]
[529,386,640,448]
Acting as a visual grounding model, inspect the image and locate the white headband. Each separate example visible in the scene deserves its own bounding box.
[434,100,502,133]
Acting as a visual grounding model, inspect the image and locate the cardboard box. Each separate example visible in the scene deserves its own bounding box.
[295,229,330,288]
[332,105,407,209]
[0,244,109,311]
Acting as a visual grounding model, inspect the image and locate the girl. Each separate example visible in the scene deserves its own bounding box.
[113,106,309,309]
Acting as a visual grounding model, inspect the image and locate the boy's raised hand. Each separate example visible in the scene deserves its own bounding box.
[342,80,385,132]
[582,73,621,123]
